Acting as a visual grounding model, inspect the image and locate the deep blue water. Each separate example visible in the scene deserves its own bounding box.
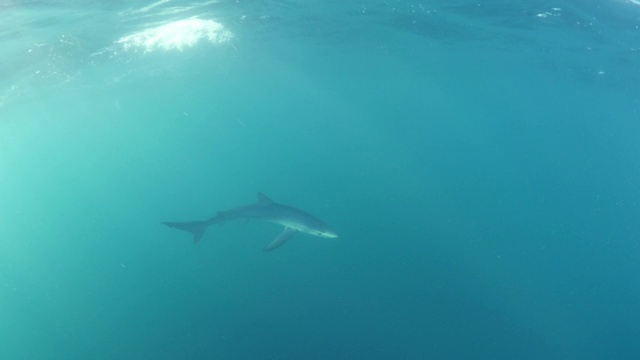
[1,1,640,359]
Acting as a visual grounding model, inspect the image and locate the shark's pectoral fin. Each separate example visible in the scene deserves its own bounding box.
[263,227,298,252]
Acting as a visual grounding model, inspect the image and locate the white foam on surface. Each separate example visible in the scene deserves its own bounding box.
[116,18,233,52]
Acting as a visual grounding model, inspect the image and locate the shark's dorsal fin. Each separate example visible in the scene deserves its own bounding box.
[263,227,298,252]
[257,192,274,205]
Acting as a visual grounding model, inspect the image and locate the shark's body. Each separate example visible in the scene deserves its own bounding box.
[163,193,337,251]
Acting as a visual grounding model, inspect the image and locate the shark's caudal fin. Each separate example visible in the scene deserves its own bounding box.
[162,221,208,244]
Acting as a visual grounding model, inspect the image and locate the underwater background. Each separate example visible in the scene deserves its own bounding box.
[1,0,639,359]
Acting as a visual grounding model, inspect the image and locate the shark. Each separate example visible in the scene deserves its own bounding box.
[162,192,338,251]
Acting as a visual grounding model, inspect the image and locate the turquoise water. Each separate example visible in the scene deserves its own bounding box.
[2,1,640,359]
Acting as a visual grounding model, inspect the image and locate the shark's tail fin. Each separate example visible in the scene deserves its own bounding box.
[162,221,208,244]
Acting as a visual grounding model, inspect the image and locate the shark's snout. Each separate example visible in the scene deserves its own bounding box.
[322,230,338,239]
